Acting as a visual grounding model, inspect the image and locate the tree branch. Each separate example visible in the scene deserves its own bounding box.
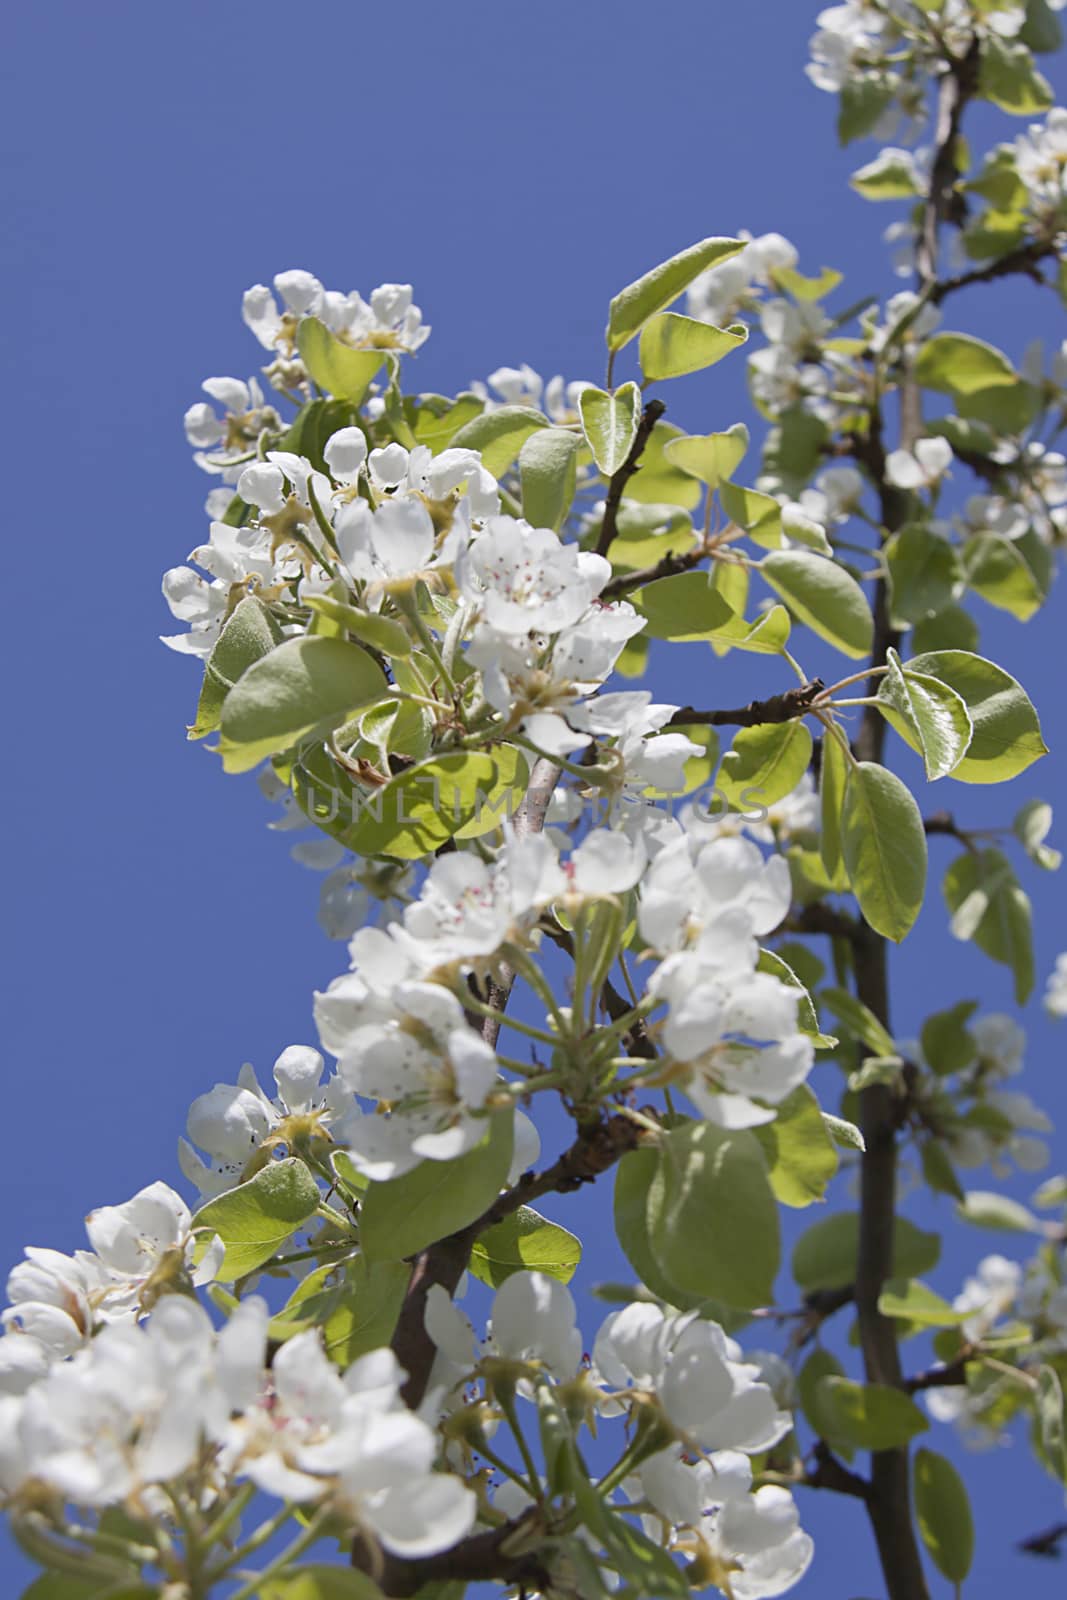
[360,1513,551,1598]
[1019,1520,1067,1559]
[665,679,826,730]
[595,398,667,557]
[599,541,708,601]
[930,238,1056,305]
[804,1442,872,1502]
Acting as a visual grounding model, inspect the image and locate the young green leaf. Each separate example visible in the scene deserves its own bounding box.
[303,595,412,657]
[469,1206,581,1288]
[819,986,897,1058]
[519,426,581,530]
[663,423,749,488]
[943,847,1035,1002]
[191,595,284,741]
[645,1121,780,1309]
[717,721,814,809]
[792,1211,940,1292]
[260,1566,386,1600]
[876,648,972,781]
[578,383,641,477]
[218,637,388,774]
[896,650,1046,783]
[449,405,547,476]
[914,331,1018,396]
[955,1190,1042,1232]
[606,237,744,351]
[752,1086,839,1207]
[885,524,962,626]
[358,1113,514,1262]
[296,317,386,404]
[819,725,849,884]
[193,1159,321,1282]
[634,571,737,641]
[639,312,748,380]
[842,762,927,941]
[817,1378,929,1450]
[761,550,874,659]
[913,1451,975,1585]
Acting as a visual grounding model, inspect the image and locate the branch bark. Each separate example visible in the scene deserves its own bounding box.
[595,398,667,557]
[665,679,825,730]
[846,47,981,1600]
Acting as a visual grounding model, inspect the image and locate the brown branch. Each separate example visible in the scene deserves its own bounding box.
[665,679,826,730]
[904,1352,971,1394]
[804,1442,872,1503]
[1019,1520,1067,1559]
[595,398,667,558]
[600,541,708,601]
[930,238,1056,305]
[780,906,861,942]
[388,1113,642,1414]
[359,1513,551,1598]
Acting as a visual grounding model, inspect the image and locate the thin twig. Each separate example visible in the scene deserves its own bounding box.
[665,679,825,730]
[595,398,667,557]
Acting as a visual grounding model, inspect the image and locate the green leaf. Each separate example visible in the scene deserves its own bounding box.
[876,648,972,781]
[410,392,486,452]
[770,265,843,302]
[191,596,284,740]
[260,1566,385,1600]
[469,1206,581,1288]
[915,1446,972,1580]
[614,1148,705,1310]
[646,1122,779,1309]
[606,237,744,351]
[705,604,793,656]
[885,525,961,627]
[449,405,547,477]
[578,383,641,477]
[718,721,813,810]
[820,987,897,1058]
[1037,1367,1067,1482]
[956,1190,1042,1232]
[842,761,927,942]
[819,726,849,885]
[1021,0,1064,52]
[792,1211,940,1292]
[663,423,749,489]
[321,1257,411,1366]
[296,318,385,404]
[895,650,1046,784]
[921,1000,978,1076]
[193,1159,321,1282]
[719,481,783,548]
[619,419,703,508]
[911,604,979,656]
[979,35,1055,114]
[964,533,1048,621]
[798,1349,853,1457]
[837,76,894,144]
[218,637,387,774]
[817,1378,929,1449]
[294,747,528,860]
[823,1113,865,1153]
[943,847,1035,1002]
[1013,798,1062,871]
[879,1279,964,1328]
[921,1139,966,1202]
[753,1086,839,1207]
[761,550,874,659]
[634,571,737,641]
[519,427,580,531]
[303,596,412,657]
[758,948,835,1046]
[359,1113,514,1262]
[915,332,1018,397]
[850,150,922,200]
[639,312,748,380]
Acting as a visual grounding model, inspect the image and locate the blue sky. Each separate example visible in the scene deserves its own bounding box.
[3,1,1067,1595]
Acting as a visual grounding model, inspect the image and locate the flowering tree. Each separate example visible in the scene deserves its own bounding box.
[6,4,1067,1597]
